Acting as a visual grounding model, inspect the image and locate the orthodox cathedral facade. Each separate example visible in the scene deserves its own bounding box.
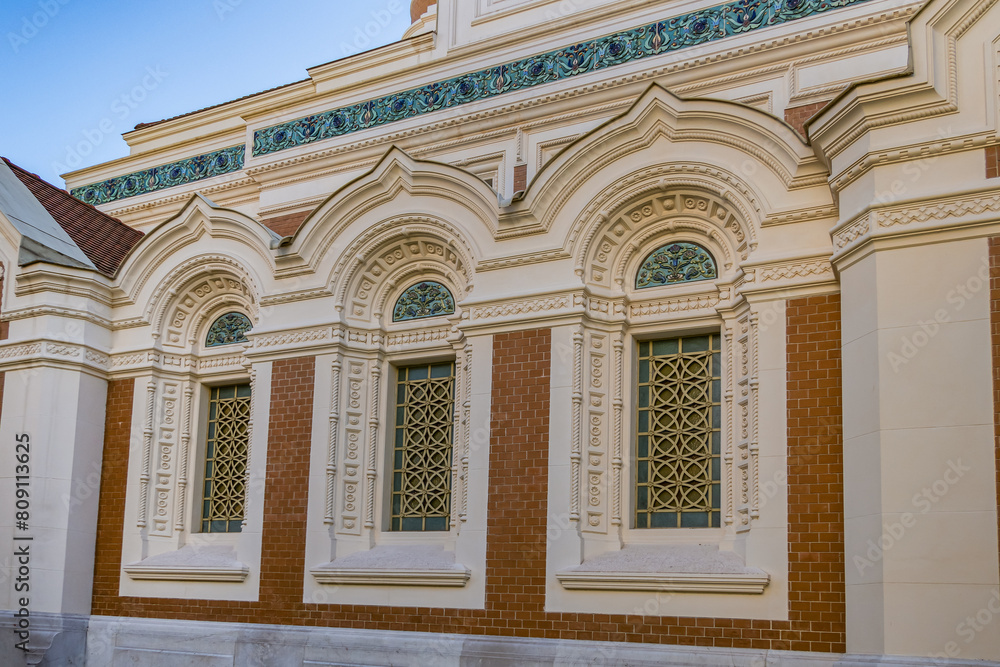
[1,0,1000,664]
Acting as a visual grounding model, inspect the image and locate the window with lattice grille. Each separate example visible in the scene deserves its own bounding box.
[636,334,721,528]
[202,383,251,533]
[391,362,455,532]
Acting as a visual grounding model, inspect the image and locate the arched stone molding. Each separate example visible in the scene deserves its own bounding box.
[331,216,475,326]
[575,184,750,292]
[112,194,277,326]
[279,148,496,280]
[150,258,260,351]
[513,84,830,239]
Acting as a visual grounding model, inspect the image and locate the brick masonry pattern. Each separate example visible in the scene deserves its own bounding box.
[987,145,999,179]
[784,101,830,138]
[988,238,1000,585]
[91,319,845,652]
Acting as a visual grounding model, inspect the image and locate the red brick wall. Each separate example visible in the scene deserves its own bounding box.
[785,294,846,652]
[987,146,999,179]
[989,238,1000,582]
[513,164,528,193]
[261,210,311,237]
[784,101,830,139]
[91,379,135,613]
[92,320,846,652]
[485,329,551,615]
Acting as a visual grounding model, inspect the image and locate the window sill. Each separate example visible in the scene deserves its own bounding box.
[123,545,249,583]
[555,544,769,594]
[311,544,470,588]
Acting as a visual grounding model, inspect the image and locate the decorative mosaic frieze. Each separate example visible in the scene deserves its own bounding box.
[253,0,873,158]
[71,0,870,206]
[70,145,245,206]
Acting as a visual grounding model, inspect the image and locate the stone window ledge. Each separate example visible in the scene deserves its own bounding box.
[556,544,769,594]
[123,545,249,583]
[311,544,470,587]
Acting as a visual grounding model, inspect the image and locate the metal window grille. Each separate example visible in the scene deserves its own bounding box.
[391,362,455,531]
[636,334,722,528]
[202,383,251,533]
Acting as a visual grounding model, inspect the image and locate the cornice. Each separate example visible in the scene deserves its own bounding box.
[69,0,907,208]
[833,188,1000,259]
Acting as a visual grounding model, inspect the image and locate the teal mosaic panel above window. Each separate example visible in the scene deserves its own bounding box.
[393,281,456,322]
[206,312,252,347]
[636,242,717,288]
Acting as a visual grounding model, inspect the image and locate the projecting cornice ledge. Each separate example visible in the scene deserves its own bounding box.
[311,567,471,587]
[556,570,770,594]
[124,564,250,583]
[556,544,770,594]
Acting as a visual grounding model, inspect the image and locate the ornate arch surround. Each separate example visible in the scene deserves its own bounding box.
[577,185,750,293]
[332,216,475,325]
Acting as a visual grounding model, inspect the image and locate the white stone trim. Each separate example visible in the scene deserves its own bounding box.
[310,567,471,587]
[123,565,249,582]
[555,571,770,594]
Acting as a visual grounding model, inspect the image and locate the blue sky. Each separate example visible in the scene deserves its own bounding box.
[0,0,412,186]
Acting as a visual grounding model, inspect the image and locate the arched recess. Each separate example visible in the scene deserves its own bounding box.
[111,194,277,333]
[279,147,496,280]
[515,83,832,243]
[151,258,260,351]
[331,216,475,327]
[576,184,746,293]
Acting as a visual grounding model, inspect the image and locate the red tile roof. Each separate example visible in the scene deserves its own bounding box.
[2,158,143,276]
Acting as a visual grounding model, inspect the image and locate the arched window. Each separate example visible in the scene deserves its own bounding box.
[205,312,252,347]
[635,242,717,289]
[392,281,456,322]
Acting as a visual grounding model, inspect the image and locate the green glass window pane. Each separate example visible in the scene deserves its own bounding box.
[712,405,721,428]
[637,411,648,433]
[637,435,648,458]
[651,512,676,528]
[431,363,453,379]
[637,461,648,484]
[635,514,647,528]
[638,341,649,357]
[711,513,721,528]
[712,431,721,455]
[711,335,720,352]
[228,520,243,532]
[211,520,227,532]
[681,513,709,528]
[652,339,678,356]
[683,335,710,353]
[637,486,647,511]
[401,517,424,531]
[638,385,649,408]
[393,472,402,492]
[712,484,721,508]
[712,379,721,403]
[424,516,448,531]
[638,359,649,383]
[409,366,428,381]
[712,458,721,481]
[219,385,235,399]
[397,383,406,403]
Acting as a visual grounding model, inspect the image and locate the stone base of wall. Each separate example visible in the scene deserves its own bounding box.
[2,613,998,667]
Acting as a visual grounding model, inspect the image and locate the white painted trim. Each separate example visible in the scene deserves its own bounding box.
[555,570,770,594]
[123,564,249,582]
[310,566,471,587]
